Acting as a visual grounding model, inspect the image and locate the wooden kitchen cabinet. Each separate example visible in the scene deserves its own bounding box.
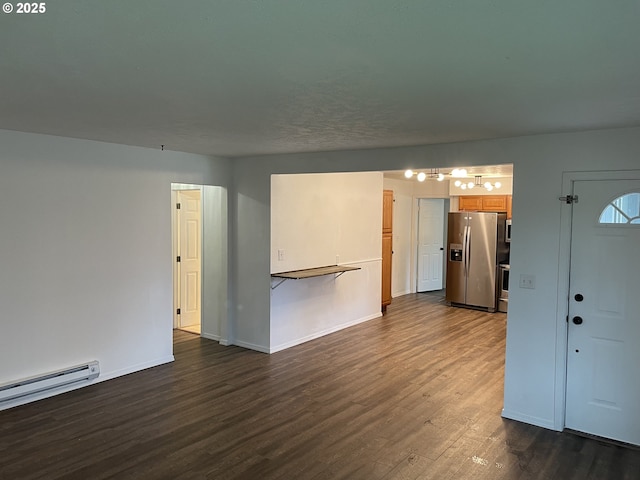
[459,195,512,219]
[458,196,483,211]
[481,196,508,211]
[382,189,394,234]
[381,232,392,310]
[382,190,393,310]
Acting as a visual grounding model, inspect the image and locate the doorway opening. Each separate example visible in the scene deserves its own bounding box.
[171,183,228,342]
[172,186,202,334]
[416,198,447,294]
[382,165,513,308]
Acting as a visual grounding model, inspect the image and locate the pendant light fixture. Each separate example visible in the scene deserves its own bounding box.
[402,168,502,191]
[403,168,445,182]
[454,175,501,191]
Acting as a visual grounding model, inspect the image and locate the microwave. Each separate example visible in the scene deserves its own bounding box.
[505,219,512,243]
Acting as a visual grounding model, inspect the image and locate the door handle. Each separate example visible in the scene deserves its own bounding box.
[462,225,469,277]
[466,225,471,267]
[572,316,583,325]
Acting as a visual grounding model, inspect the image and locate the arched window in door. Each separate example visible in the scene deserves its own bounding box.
[598,192,640,224]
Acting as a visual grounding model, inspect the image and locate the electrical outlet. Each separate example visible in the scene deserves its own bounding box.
[278,249,285,261]
[519,274,536,289]
[336,254,340,264]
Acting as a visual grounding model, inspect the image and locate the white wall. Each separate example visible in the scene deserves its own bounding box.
[232,126,640,432]
[202,185,228,342]
[413,178,451,198]
[0,130,230,405]
[270,172,383,352]
[231,161,272,351]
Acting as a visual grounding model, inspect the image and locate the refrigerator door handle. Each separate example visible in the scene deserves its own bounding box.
[467,224,471,270]
[462,225,469,277]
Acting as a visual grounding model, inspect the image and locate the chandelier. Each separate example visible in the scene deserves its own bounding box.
[404,168,445,182]
[454,175,502,192]
[402,168,502,191]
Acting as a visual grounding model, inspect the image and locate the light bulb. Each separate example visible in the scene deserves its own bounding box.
[495,181,501,189]
[468,182,474,189]
[417,172,426,182]
[404,169,413,179]
[484,182,492,189]
[460,184,467,190]
[437,173,445,181]
[454,180,461,187]
[459,169,467,177]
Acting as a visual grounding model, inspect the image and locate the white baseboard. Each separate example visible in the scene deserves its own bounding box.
[201,332,221,342]
[269,312,383,354]
[233,340,270,353]
[392,289,411,298]
[501,408,559,431]
[0,355,175,412]
[98,355,175,383]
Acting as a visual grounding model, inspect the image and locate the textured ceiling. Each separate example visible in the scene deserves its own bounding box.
[1,1,639,157]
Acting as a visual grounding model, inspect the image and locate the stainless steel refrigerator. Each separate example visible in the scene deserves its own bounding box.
[445,212,508,312]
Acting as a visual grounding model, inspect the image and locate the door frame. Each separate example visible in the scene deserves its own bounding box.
[416,198,445,292]
[556,169,640,432]
[411,196,449,294]
[172,187,203,331]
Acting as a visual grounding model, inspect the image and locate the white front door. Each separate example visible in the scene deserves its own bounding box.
[417,199,444,292]
[565,179,640,445]
[178,190,202,328]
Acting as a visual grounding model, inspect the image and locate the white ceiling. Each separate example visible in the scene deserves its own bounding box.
[1,1,639,157]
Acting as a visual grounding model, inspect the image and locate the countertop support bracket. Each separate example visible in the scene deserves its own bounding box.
[270,265,360,291]
[270,278,287,290]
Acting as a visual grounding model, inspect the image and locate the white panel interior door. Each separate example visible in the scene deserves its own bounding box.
[565,179,640,445]
[178,190,202,328]
[417,199,444,292]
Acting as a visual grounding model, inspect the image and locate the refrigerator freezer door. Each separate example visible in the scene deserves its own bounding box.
[445,213,467,304]
[465,212,498,310]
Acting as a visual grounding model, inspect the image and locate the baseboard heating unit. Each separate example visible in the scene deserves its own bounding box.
[0,361,100,406]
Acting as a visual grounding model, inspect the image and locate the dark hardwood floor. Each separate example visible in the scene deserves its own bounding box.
[1,293,639,479]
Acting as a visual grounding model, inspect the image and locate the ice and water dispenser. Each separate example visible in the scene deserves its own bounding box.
[449,243,463,262]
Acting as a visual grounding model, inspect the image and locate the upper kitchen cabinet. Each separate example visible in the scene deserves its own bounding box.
[481,195,508,212]
[458,196,484,211]
[459,195,512,218]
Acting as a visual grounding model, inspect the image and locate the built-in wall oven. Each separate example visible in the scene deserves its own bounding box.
[498,264,509,313]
